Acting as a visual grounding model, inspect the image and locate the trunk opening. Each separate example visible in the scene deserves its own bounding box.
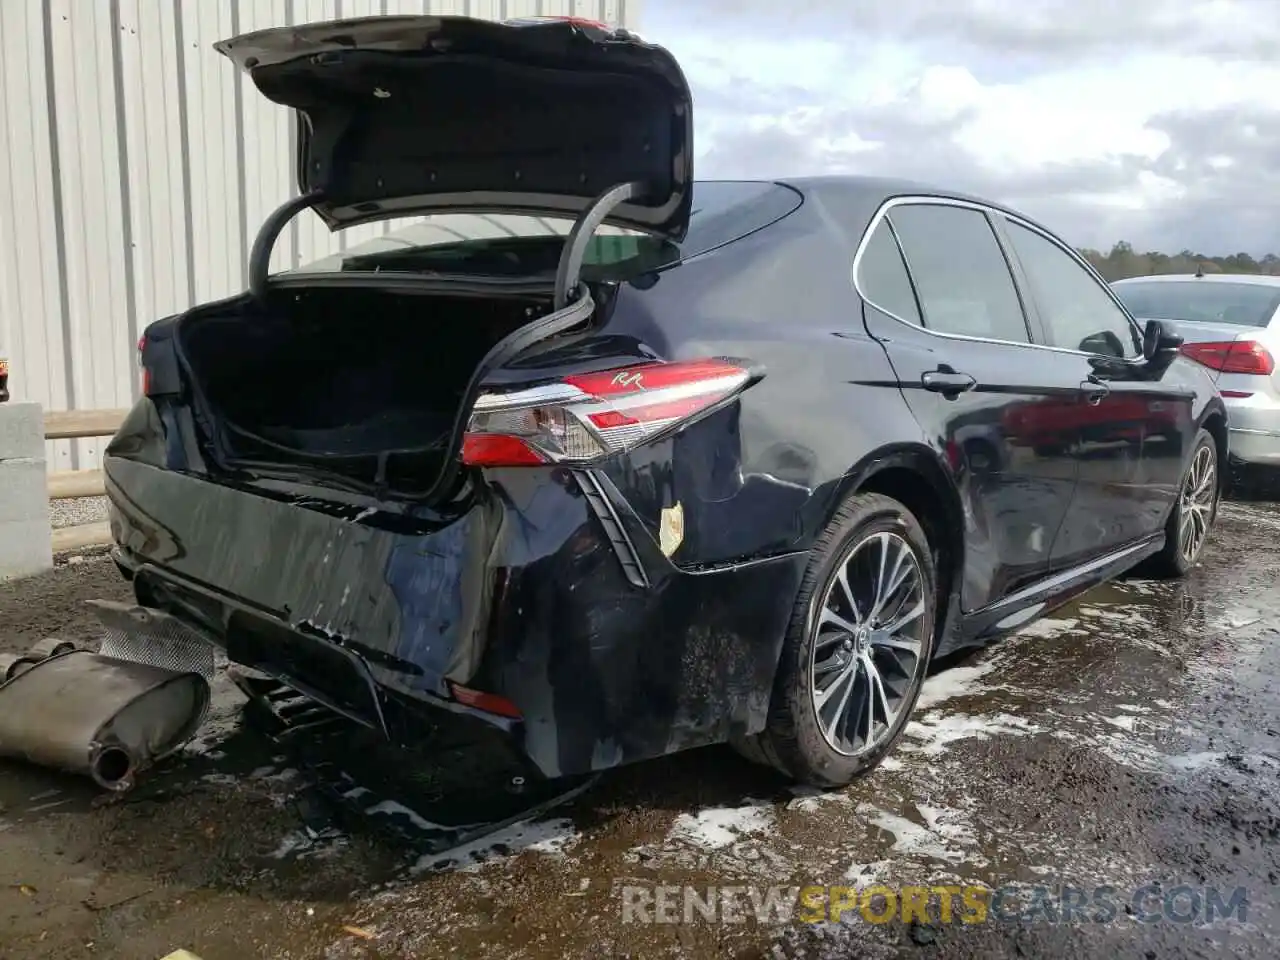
[176,284,589,498]
[172,180,644,502]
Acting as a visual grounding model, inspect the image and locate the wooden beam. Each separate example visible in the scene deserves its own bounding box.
[48,469,105,500]
[51,521,112,554]
[44,408,128,440]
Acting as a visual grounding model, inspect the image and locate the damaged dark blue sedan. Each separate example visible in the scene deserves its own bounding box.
[105,15,1226,789]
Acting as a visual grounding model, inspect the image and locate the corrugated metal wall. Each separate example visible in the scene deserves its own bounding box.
[0,0,638,471]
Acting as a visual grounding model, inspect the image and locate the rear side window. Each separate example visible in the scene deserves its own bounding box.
[1003,220,1142,358]
[888,204,1030,343]
[857,221,922,324]
[677,181,804,259]
[289,181,802,281]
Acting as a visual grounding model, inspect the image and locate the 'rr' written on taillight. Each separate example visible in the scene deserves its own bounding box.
[461,357,759,467]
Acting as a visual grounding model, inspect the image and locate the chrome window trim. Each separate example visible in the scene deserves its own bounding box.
[851,194,1147,363]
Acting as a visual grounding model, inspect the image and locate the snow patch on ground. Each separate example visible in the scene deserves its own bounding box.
[1015,616,1081,639]
[915,659,1002,711]
[901,712,1043,756]
[412,817,580,874]
[1166,751,1280,776]
[786,786,851,813]
[860,808,975,865]
[366,800,451,832]
[268,831,317,859]
[668,802,774,849]
[1102,714,1139,731]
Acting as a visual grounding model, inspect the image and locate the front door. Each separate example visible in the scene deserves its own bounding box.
[991,214,1197,568]
[856,200,1082,612]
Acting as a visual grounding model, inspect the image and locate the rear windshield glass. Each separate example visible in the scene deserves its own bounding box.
[285,181,802,282]
[1112,280,1280,328]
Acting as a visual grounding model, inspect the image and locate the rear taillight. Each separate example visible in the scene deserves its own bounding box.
[136,335,152,395]
[1179,340,1275,376]
[461,357,758,467]
[447,681,522,720]
[505,15,611,30]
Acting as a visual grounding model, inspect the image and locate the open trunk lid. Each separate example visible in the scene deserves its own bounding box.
[214,15,693,238]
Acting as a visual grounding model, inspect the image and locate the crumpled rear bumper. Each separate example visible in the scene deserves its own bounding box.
[106,455,807,779]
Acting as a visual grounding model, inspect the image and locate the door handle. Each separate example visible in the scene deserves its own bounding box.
[922,368,977,396]
[1081,376,1110,405]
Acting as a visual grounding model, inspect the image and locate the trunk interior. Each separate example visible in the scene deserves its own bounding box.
[177,286,557,493]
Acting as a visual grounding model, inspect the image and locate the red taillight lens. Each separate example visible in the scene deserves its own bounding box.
[447,682,522,720]
[136,335,152,394]
[461,357,758,467]
[505,15,611,30]
[1179,340,1275,376]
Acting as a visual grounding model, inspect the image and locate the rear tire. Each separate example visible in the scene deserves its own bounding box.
[736,493,938,787]
[1148,428,1219,579]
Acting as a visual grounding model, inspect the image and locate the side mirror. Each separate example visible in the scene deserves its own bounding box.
[1143,319,1183,364]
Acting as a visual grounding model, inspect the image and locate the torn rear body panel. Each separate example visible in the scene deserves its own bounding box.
[106,428,806,778]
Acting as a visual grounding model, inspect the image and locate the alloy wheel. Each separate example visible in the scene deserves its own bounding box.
[1178,444,1216,564]
[809,531,929,757]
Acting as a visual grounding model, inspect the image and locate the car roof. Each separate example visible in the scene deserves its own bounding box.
[1111,273,1280,288]
[762,175,1064,239]
[760,174,1062,245]
[774,174,1015,211]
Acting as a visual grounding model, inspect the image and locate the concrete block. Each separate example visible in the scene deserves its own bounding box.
[0,518,53,580]
[0,402,52,581]
[0,458,49,524]
[0,401,45,460]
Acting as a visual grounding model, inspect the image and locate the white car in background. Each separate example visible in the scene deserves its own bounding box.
[1112,273,1280,471]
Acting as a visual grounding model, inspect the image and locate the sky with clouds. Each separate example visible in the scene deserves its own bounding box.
[642,0,1280,256]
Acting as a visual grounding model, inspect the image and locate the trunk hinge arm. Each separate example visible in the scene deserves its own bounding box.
[554,181,643,311]
[248,191,325,302]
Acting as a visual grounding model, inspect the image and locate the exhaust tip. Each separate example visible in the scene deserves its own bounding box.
[91,746,136,791]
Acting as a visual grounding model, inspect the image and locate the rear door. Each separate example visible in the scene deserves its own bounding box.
[857,199,1082,612]
[994,215,1197,564]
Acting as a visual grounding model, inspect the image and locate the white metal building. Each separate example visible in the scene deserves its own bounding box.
[0,0,641,471]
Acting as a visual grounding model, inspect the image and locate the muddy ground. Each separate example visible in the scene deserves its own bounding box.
[2,492,1279,960]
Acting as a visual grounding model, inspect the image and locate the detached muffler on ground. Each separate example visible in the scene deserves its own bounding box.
[0,636,210,791]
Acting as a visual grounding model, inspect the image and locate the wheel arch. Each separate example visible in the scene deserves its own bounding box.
[826,444,967,660]
[739,444,968,773]
[1199,405,1229,498]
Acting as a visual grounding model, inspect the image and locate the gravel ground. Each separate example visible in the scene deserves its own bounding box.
[48,495,109,530]
[1,495,1278,960]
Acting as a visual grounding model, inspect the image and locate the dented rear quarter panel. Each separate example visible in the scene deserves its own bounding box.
[103,179,940,779]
